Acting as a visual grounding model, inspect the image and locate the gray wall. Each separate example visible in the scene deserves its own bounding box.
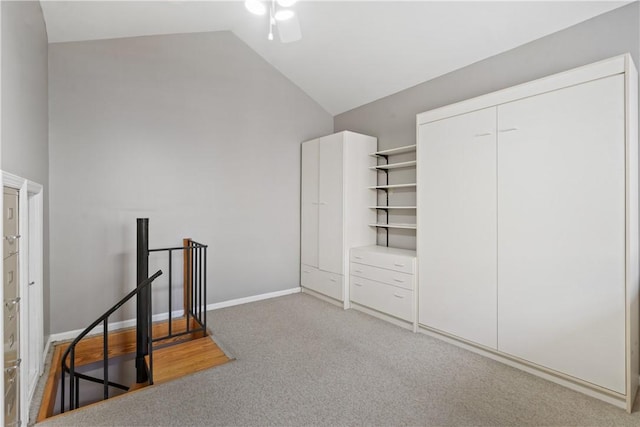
[49,31,332,333]
[1,1,50,339]
[335,1,640,249]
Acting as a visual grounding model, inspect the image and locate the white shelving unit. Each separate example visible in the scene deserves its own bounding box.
[369,144,417,244]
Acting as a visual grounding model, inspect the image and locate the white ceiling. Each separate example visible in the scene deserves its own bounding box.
[40,0,630,115]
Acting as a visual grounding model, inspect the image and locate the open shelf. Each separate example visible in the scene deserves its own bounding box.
[370,144,417,157]
[369,183,417,190]
[369,206,416,210]
[369,223,417,230]
[370,160,416,170]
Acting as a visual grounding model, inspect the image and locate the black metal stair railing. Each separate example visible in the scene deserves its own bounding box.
[59,269,163,413]
[148,239,208,342]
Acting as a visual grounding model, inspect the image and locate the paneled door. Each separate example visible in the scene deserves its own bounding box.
[497,75,626,393]
[418,107,498,349]
[318,134,344,275]
[301,139,320,268]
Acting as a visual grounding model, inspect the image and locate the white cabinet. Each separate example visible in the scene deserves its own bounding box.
[418,107,497,349]
[417,54,638,410]
[497,74,626,393]
[350,246,416,326]
[301,131,377,305]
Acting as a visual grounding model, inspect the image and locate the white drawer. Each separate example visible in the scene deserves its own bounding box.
[302,264,343,301]
[350,276,413,322]
[350,249,414,274]
[301,264,319,287]
[350,262,414,290]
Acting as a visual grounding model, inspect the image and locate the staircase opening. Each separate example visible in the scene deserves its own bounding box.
[36,219,231,422]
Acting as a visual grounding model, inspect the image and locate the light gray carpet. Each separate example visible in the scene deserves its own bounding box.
[37,293,640,426]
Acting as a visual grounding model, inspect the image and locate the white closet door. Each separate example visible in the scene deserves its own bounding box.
[419,107,498,349]
[318,134,344,274]
[301,139,319,268]
[497,75,626,393]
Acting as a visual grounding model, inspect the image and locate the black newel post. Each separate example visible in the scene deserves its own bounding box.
[136,218,150,383]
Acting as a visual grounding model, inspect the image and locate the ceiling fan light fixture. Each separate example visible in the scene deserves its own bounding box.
[274,9,295,21]
[245,0,267,16]
[276,0,298,7]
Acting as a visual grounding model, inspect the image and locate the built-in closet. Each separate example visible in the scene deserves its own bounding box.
[417,54,638,411]
[300,131,377,306]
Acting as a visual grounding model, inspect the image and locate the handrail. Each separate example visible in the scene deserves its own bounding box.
[150,240,208,343]
[60,269,163,413]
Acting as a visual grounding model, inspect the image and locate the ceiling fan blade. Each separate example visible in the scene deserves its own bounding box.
[278,15,302,43]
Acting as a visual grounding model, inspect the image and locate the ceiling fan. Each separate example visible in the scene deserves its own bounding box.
[244,0,302,43]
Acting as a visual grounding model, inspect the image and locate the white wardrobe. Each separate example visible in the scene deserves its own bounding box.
[417,55,638,411]
[301,131,377,306]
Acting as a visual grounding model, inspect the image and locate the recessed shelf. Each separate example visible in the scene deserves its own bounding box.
[370,160,417,170]
[368,183,417,190]
[369,206,416,210]
[370,144,417,157]
[369,223,417,230]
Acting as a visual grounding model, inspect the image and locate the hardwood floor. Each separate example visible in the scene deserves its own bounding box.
[147,336,230,385]
[36,318,230,422]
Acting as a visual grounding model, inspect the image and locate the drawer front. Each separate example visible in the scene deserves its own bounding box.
[301,264,319,288]
[350,276,413,322]
[350,250,414,274]
[350,262,414,290]
[302,264,343,301]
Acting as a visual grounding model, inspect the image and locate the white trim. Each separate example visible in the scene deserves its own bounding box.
[2,171,25,189]
[624,54,640,413]
[26,180,43,195]
[417,54,628,125]
[207,287,301,311]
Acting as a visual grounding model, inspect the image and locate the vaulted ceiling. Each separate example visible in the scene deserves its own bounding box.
[40,1,630,115]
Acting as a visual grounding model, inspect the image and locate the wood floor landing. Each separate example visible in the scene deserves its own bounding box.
[148,336,230,384]
[37,318,231,422]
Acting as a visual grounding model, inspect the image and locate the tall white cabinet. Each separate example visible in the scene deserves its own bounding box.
[301,131,377,306]
[417,55,638,411]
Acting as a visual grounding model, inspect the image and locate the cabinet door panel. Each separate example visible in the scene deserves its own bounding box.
[497,75,626,393]
[318,134,344,274]
[419,107,498,349]
[301,140,319,268]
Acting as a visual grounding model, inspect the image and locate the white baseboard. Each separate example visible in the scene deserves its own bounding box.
[49,288,301,344]
[49,309,184,343]
[206,287,301,311]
